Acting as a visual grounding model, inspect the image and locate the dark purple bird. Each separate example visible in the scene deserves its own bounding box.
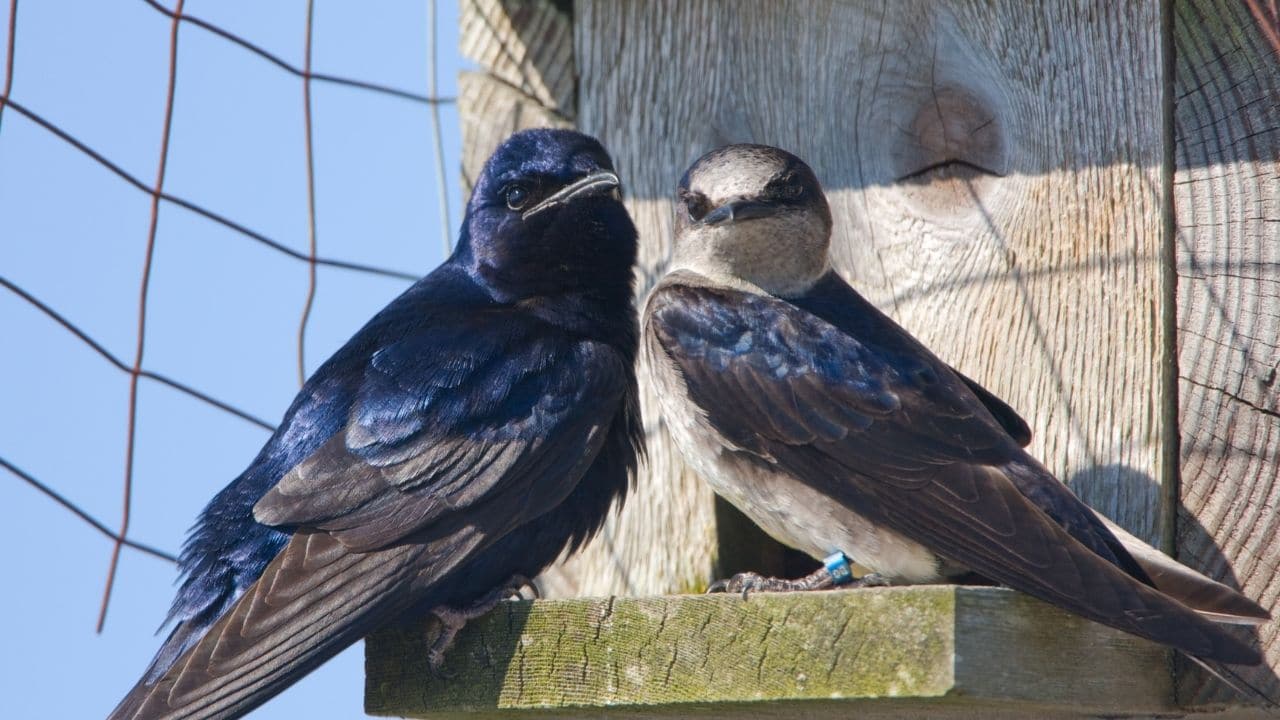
[643,143,1267,666]
[108,129,643,719]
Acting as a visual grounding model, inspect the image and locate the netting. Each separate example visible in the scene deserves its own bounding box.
[0,5,460,712]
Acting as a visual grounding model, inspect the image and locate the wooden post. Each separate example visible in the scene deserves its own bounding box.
[1171,0,1280,704]
[431,0,1280,710]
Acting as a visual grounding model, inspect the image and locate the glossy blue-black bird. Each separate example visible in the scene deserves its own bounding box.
[643,143,1267,665]
[108,128,642,720]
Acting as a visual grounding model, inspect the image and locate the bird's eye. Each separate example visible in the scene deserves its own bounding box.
[769,173,803,199]
[681,190,710,221]
[504,184,530,211]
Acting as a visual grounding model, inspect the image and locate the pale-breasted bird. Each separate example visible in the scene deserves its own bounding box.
[108,129,643,719]
[642,143,1267,664]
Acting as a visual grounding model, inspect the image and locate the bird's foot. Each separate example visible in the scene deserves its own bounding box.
[708,566,835,599]
[426,605,478,678]
[847,572,890,589]
[426,574,539,675]
[503,574,541,600]
[708,568,890,600]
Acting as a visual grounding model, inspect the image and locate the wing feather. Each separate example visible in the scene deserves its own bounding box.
[254,315,628,552]
[112,530,457,720]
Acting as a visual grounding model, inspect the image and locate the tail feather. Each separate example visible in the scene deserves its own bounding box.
[1182,654,1280,708]
[1096,512,1271,625]
[890,461,1266,664]
[108,528,479,720]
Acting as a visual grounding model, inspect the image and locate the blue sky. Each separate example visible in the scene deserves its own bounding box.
[0,1,466,717]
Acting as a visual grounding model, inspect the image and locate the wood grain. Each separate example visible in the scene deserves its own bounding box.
[458,0,572,196]
[1172,0,1280,704]
[459,0,573,115]
[571,0,1169,597]
[365,587,1172,718]
[458,70,568,194]
[457,0,721,598]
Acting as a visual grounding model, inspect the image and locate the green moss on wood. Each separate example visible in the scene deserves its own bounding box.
[366,587,1172,717]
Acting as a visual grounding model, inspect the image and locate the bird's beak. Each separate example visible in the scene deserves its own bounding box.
[523,171,622,219]
[701,198,781,226]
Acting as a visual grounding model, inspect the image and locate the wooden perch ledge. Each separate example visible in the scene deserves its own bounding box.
[364,586,1196,718]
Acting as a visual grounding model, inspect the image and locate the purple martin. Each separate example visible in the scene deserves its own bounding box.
[643,143,1268,664]
[108,129,643,720]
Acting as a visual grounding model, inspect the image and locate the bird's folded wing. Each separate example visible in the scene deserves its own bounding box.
[647,279,1260,664]
[254,310,630,552]
[948,366,1032,447]
[647,278,1014,464]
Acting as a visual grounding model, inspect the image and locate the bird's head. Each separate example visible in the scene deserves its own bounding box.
[459,129,637,304]
[673,144,832,297]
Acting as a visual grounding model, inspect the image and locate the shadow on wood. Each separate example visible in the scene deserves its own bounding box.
[1069,464,1280,704]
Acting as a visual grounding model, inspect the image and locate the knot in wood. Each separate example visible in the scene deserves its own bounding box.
[893,85,1007,213]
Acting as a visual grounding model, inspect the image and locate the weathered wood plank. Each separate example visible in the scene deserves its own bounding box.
[458,70,568,194]
[460,0,574,114]
[364,587,1173,718]
[1172,0,1280,704]
[572,0,1169,597]
[457,0,572,196]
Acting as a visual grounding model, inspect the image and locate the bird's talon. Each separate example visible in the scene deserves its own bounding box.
[426,647,457,679]
[505,574,540,600]
[706,571,777,597]
[853,573,889,588]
